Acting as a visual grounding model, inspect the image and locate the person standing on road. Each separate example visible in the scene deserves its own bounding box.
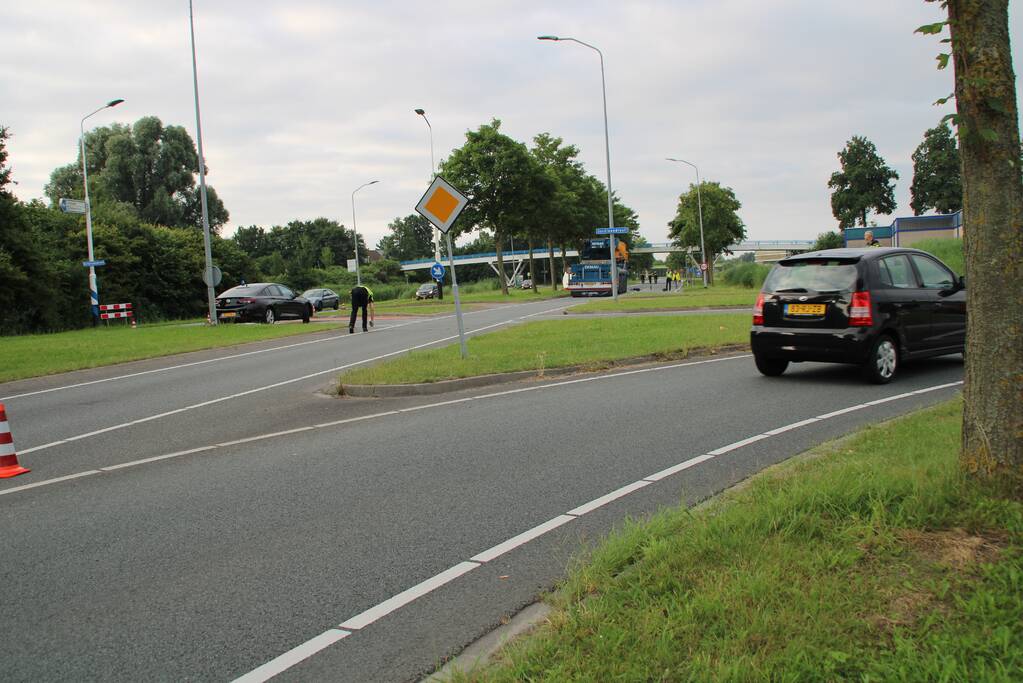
[864,230,881,247]
[562,267,571,289]
[349,284,375,333]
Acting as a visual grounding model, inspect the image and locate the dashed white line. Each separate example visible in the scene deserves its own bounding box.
[469,515,577,564]
[566,481,652,517]
[231,629,351,683]
[643,454,715,482]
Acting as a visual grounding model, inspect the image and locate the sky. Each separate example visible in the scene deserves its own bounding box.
[3,1,1021,251]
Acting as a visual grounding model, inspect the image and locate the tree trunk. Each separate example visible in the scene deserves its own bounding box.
[548,239,557,290]
[527,237,537,292]
[495,228,508,295]
[949,0,1023,494]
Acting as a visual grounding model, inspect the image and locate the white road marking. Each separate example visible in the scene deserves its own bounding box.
[470,515,577,563]
[0,470,101,496]
[707,433,771,455]
[337,561,480,631]
[100,446,217,471]
[232,378,964,681]
[17,306,571,457]
[231,629,351,683]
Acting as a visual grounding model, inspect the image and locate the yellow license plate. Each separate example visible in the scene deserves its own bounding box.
[786,303,825,315]
[220,312,237,318]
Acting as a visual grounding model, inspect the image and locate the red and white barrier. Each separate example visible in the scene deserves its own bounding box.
[99,303,133,321]
[0,403,29,478]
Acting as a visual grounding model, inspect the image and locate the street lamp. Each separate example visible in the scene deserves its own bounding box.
[351,180,379,286]
[666,157,708,288]
[189,0,218,325]
[539,35,619,301]
[413,107,441,274]
[80,98,124,324]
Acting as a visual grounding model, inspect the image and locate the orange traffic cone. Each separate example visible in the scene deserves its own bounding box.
[0,403,29,478]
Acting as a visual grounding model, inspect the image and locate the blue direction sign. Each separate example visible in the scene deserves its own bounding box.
[596,227,629,235]
[430,262,446,280]
[82,260,106,268]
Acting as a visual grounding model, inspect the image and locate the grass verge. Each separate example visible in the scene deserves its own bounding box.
[0,321,343,383]
[339,313,749,385]
[568,285,756,313]
[455,399,1023,681]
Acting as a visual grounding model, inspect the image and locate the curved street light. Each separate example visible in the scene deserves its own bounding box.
[538,35,620,301]
[80,98,124,323]
[351,180,379,286]
[666,157,709,288]
[414,108,443,271]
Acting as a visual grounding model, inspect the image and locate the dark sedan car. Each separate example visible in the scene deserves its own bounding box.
[415,283,438,300]
[301,288,340,311]
[216,283,313,324]
[750,247,965,383]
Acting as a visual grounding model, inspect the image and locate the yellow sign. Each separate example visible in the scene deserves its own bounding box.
[415,176,468,234]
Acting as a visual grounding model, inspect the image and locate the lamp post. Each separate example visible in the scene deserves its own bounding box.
[538,35,619,301]
[415,108,445,299]
[80,98,124,324]
[189,0,218,325]
[351,181,379,286]
[666,157,708,288]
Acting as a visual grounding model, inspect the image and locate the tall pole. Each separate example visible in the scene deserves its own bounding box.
[80,99,124,325]
[351,181,379,286]
[667,157,709,288]
[538,36,619,301]
[189,0,218,324]
[415,109,444,299]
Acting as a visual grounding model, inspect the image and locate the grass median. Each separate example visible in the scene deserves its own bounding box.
[0,321,343,383]
[339,313,750,386]
[453,399,1023,681]
[568,285,756,313]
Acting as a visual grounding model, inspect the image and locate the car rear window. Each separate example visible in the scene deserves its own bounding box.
[220,285,265,297]
[763,259,859,293]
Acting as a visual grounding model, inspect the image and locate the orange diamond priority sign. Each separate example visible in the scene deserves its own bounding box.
[415,176,468,234]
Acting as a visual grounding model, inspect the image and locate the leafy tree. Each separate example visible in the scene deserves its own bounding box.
[811,231,845,250]
[628,235,655,273]
[377,214,435,262]
[827,136,899,228]
[910,122,962,214]
[44,116,229,232]
[920,0,1022,492]
[439,119,553,295]
[668,181,745,284]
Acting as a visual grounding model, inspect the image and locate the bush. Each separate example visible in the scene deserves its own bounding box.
[911,237,963,275]
[721,261,771,288]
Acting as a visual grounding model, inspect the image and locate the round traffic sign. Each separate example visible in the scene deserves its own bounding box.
[700,262,708,271]
[430,262,446,280]
[202,265,223,287]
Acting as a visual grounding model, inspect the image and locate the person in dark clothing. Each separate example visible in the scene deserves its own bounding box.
[349,284,375,333]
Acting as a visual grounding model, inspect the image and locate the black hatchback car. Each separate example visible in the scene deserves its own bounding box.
[216,283,313,324]
[750,248,965,383]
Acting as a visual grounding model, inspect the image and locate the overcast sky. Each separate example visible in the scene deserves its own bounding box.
[3,1,1021,250]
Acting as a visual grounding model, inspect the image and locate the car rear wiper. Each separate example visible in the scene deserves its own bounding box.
[775,288,808,293]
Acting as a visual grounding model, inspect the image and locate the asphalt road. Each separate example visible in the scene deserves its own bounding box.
[0,299,964,682]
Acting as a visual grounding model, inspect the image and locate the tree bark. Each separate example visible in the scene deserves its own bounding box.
[494,228,508,295]
[548,239,558,290]
[948,0,1023,494]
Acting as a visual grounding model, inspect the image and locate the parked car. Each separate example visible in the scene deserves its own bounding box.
[301,288,340,311]
[215,283,313,324]
[750,247,966,383]
[520,278,533,290]
[415,283,438,300]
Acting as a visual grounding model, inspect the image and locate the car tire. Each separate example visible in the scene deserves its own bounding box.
[754,353,788,377]
[302,305,312,324]
[333,300,340,310]
[315,302,322,312]
[264,307,276,325]
[863,334,898,384]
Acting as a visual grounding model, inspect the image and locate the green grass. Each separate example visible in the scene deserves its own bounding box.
[0,321,343,383]
[914,237,964,275]
[454,399,1023,681]
[568,286,756,313]
[339,314,749,385]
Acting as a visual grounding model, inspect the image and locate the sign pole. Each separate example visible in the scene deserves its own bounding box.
[444,233,468,359]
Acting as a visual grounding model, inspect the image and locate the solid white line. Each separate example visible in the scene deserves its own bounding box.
[100,446,217,471]
[0,470,100,496]
[644,454,716,482]
[814,404,868,420]
[566,481,652,517]
[231,629,351,683]
[338,561,480,631]
[708,433,771,456]
[470,515,577,563]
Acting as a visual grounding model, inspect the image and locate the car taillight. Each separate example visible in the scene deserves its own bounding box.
[849,291,872,326]
[753,292,765,325]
